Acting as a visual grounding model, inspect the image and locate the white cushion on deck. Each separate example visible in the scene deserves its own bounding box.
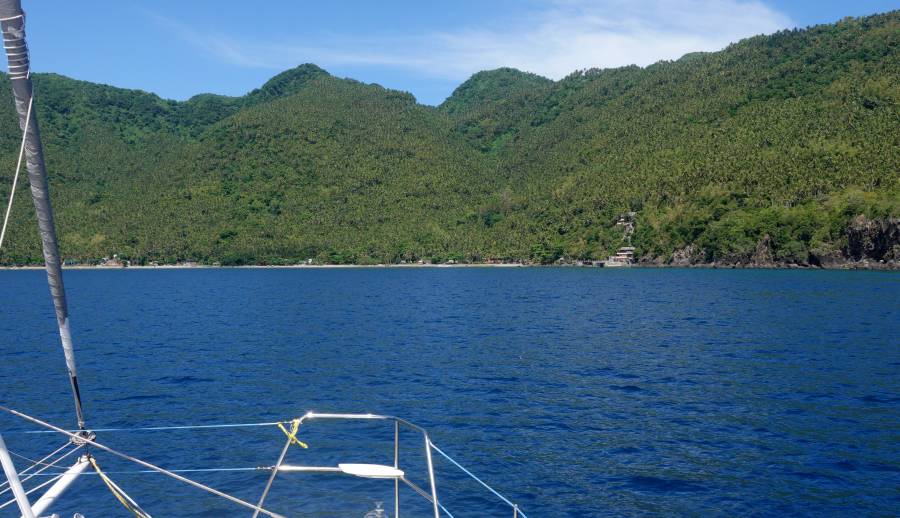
[338,463,404,479]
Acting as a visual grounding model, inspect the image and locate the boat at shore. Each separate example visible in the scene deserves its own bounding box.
[0,2,527,516]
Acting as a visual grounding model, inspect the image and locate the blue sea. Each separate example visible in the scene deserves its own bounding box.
[0,268,898,517]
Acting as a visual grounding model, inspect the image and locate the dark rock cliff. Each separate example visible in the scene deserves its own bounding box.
[653,216,900,269]
[845,215,900,263]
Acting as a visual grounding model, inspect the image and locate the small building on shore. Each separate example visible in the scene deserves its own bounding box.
[602,247,636,267]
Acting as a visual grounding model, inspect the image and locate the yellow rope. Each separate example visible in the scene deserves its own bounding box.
[276,419,308,449]
[89,456,152,518]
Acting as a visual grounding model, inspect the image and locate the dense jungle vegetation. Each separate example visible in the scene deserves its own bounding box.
[0,12,896,266]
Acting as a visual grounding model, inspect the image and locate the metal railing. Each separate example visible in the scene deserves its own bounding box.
[1,406,528,518]
[281,412,528,518]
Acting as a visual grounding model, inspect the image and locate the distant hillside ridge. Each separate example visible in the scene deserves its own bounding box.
[0,11,896,268]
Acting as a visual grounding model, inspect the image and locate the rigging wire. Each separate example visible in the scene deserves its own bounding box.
[0,444,83,498]
[0,413,531,517]
[430,442,528,518]
[400,476,456,518]
[15,420,287,434]
[0,473,63,511]
[0,94,31,250]
[7,450,68,470]
[0,404,286,518]
[22,466,264,476]
[0,441,69,486]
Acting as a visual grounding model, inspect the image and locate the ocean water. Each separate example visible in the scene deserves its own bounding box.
[0,268,898,517]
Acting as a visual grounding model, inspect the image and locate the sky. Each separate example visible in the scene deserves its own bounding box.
[11,0,899,105]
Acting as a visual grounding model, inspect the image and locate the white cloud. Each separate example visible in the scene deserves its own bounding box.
[149,0,793,81]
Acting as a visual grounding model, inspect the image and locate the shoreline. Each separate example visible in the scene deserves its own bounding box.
[0,262,895,271]
[0,263,528,270]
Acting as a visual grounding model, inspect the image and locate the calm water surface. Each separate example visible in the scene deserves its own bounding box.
[0,268,898,517]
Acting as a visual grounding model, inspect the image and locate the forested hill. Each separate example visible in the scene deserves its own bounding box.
[0,12,897,267]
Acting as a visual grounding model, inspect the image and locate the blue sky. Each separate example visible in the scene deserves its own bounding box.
[14,0,899,105]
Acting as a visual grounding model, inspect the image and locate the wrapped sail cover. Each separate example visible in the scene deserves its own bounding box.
[1,0,84,426]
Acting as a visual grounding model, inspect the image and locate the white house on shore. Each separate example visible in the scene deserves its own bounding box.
[603,246,635,267]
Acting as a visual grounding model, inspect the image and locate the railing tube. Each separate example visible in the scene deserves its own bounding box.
[394,420,400,518]
[253,435,293,518]
[0,433,35,518]
[29,456,89,517]
[424,435,439,518]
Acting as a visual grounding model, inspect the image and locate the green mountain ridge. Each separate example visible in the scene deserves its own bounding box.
[0,12,897,266]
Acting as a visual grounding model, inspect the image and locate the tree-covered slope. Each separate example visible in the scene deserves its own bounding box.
[442,12,900,264]
[170,73,501,264]
[0,12,896,266]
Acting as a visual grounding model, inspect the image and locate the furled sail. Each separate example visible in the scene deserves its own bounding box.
[0,0,85,429]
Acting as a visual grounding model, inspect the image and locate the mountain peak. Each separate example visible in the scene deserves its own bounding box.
[246,64,330,104]
[440,68,553,115]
